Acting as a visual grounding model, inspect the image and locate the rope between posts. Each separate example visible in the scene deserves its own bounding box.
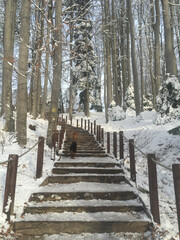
[67,117,172,172]
[0,138,42,166]
[120,132,172,172]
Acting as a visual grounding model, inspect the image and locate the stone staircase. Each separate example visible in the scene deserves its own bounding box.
[12,124,153,239]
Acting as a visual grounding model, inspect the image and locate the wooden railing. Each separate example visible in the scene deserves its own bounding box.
[1,118,66,222]
[64,115,180,237]
[1,114,180,238]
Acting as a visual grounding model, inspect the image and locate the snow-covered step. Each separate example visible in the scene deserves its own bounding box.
[62,150,106,154]
[13,211,152,235]
[52,167,123,175]
[62,153,108,157]
[23,199,144,214]
[29,182,137,202]
[41,174,125,185]
[54,161,118,168]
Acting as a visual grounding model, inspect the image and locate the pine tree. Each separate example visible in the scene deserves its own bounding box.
[71,0,102,114]
[124,83,135,111]
[154,76,180,124]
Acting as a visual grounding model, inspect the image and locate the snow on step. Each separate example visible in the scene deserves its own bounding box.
[33,182,135,193]
[26,199,143,208]
[23,198,144,214]
[13,211,151,235]
[16,211,150,222]
[58,156,118,163]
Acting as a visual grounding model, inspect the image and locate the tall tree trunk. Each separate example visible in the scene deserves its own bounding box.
[154,0,161,95]
[41,0,52,119]
[127,0,141,116]
[69,0,73,120]
[3,0,17,131]
[46,0,62,146]
[111,0,119,105]
[161,0,177,76]
[84,22,90,117]
[138,1,144,112]
[120,1,127,105]
[104,0,112,110]
[100,0,108,123]
[41,24,50,119]
[32,0,44,118]
[126,16,131,87]
[16,0,31,145]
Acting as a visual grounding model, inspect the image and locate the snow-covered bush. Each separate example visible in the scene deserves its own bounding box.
[108,102,126,121]
[143,93,153,111]
[154,76,180,124]
[124,83,135,111]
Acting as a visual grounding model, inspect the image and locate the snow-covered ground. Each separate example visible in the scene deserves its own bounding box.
[0,110,179,239]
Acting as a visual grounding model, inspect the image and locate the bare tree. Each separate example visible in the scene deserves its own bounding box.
[127,0,141,115]
[161,0,177,76]
[46,0,62,146]
[2,0,17,131]
[41,0,53,119]
[16,0,31,145]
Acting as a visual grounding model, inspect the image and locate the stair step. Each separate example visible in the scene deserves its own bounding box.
[62,153,108,157]
[41,174,125,185]
[23,199,144,214]
[13,212,151,235]
[30,181,137,201]
[54,162,118,168]
[52,167,123,175]
[29,188,137,201]
[63,150,106,153]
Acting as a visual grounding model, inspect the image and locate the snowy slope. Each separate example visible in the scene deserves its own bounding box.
[0,110,179,239]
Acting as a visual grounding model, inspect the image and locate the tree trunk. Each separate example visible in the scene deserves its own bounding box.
[69,0,73,120]
[32,0,44,119]
[154,0,161,94]
[100,0,108,123]
[127,0,141,116]
[41,1,52,119]
[139,1,145,112]
[84,22,90,117]
[3,0,17,132]
[111,0,119,105]
[46,0,62,147]
[120,1,127,105]
[16,0,31,145]
[104,0,112,110]
[161,0,177,76]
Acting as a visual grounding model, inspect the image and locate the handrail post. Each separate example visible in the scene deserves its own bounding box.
[51,131,58,160]
[70,116,72,126]
[96,125,99,141]
[94,120,96,135]
[147,154,160,224]
[101,128,104,147]
[129,139,136,182]
[3,155,18,221]
[59,130,62,150]
[113,132,117,158]
[119,131,124,160]
[36,137,44,179]
[84,119,87,130]
[107,132,110,153]
[172,164,180,236]
[88,120,90,131]
[99,125,101,144]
